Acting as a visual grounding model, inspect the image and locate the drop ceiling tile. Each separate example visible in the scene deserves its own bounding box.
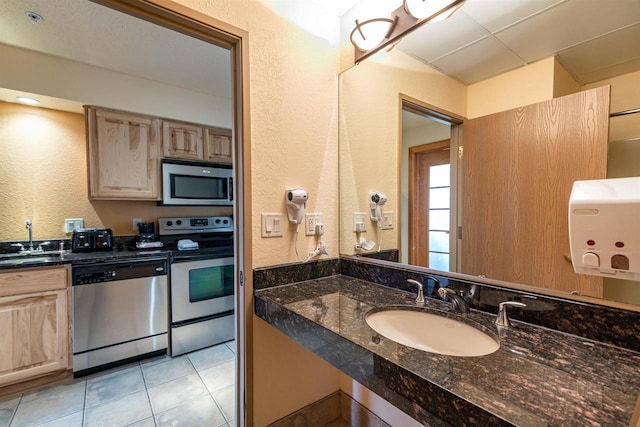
[397,11,490,62]
[557,23,640,75]
[573,57,640,84]
[462,0,564,32]
[431,36,526,84]
[496,0,640,63]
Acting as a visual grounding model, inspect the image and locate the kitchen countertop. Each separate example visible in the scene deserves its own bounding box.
[255,276,640,426]
[0,249,171,270]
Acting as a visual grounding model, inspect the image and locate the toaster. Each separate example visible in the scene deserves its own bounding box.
[71,228,114,252]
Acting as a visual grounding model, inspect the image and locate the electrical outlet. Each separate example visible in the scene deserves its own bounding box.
[64,218,84,233]
[261,213,284,238]
[133,218,142,231]
[353,212,367,232]
[305,213,323,236]
[380,212,394,230]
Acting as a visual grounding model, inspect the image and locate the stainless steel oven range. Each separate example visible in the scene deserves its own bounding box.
[158,216,235,356]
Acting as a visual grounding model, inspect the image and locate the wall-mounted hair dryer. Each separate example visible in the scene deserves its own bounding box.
[369,192,387,222]
[286,188,308,224]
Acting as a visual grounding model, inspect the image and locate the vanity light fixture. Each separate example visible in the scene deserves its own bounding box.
[403,0,466,21]
[350,17,399,51]
[351,0,466,64]
[16,97,40,106]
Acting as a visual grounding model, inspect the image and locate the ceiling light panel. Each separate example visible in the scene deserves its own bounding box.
[432,36,526,84]
[557,23,640,76]
[397,10,489,62]
[495,0,640,63]
[461,0,563,33]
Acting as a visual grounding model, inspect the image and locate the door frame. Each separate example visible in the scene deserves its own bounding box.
[408,140,451,267]
[91,1,252,424]
[400,96,464,270]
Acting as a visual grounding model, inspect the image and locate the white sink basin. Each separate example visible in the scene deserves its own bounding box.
[366,308,499,357]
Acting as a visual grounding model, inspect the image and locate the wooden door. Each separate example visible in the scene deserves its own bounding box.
[87,107,161,200]
[162,120,204,160]
[204,127,233,164]
[461,86,609,297]
[408,140,450,267]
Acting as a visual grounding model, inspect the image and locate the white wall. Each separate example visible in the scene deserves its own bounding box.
[0,43,232,128]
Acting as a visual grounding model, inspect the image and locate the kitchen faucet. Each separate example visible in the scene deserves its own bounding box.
[25,218,35,251]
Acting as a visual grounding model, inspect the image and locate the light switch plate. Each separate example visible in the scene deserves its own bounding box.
[133,218,142,231]
[261,213,284,238]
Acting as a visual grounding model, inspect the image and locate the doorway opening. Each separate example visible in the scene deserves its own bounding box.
[400,99,462,270]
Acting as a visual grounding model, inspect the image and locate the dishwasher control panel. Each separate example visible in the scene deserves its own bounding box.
[75,270,117,285]
[72,258,168,286]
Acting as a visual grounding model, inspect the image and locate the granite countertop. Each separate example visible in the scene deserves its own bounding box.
[0,249,170,270]
[255,276,640,426]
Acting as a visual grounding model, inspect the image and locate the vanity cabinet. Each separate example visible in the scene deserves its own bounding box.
[162,120,204,160]
[204,127,233,164]
[0,267,70,388]
[85,106,161,200]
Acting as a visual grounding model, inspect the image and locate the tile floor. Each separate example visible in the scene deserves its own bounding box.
[0,341,236,427]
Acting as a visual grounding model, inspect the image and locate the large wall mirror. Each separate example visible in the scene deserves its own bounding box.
[338,0,640,309]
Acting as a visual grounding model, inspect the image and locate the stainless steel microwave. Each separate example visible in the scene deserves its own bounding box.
[161,160,233,206]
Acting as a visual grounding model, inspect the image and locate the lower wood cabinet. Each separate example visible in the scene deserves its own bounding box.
[0,267,70,388]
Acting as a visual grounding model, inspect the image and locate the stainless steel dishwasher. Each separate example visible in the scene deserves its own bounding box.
[72,257,168,375]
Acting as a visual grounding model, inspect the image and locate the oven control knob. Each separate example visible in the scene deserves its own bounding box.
[223,219,229,225]
[176,220,182,225]
[215,219,221,224]
[166,221,173,227]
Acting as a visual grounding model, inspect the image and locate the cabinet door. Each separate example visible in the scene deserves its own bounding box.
[86,107,161,200]
[162,120,204,160]
[0,289,69,387]
[204,127,233,164]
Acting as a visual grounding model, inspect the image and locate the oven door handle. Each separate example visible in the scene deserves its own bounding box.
[229,177,233,202]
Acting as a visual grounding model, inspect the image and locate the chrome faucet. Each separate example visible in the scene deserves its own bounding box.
[407,279,425,304]
[495,301,527,328]
[25,218,35,251]
[438,287,469,313]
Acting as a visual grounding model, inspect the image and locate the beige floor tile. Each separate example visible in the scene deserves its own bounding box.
[147,373,208,414]
[84,389,151,427]
[154,395,227,427]
[141,355,196,388]
[187,344,235,371]
[10,381,85,427]
[198,360,235,394]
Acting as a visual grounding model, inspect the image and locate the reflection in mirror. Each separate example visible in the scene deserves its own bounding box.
[339,32,640,308]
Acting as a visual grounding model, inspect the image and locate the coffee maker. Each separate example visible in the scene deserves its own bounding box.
[136,221,162,248]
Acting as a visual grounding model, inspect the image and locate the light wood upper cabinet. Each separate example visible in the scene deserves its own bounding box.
[162,120,204,160]
[0,267,70,388]
[86,107,161,200]
[204,127,233,164]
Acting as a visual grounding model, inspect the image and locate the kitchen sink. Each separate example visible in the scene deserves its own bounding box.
[0,252,62,266]
[366,307,499,357]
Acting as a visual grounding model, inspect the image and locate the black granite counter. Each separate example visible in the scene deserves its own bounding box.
[0,249,170,270]
[255,276,640,426]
